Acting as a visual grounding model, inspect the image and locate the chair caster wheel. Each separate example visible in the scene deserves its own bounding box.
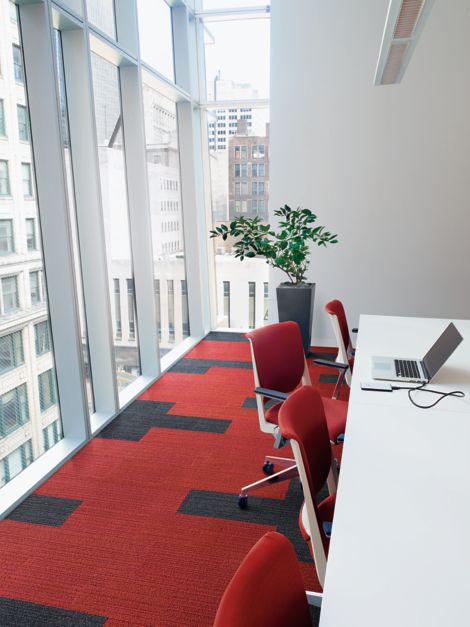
[262,461,274,475]
[238,495,248,509]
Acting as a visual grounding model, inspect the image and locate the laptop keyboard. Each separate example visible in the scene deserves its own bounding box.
[394,359,421,379]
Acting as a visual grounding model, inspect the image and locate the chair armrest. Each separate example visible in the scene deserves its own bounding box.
[254,387,288,402]
[312,359,349,371]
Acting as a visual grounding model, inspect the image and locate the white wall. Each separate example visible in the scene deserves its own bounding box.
[269,0,470,345]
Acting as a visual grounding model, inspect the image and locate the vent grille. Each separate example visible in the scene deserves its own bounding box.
[374,0,434,85]
[394,0,425,39]
[381,42,409,85]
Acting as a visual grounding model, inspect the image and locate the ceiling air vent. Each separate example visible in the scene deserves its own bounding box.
[374,0,435,85]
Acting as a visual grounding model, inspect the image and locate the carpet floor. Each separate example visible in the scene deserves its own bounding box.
[0,332,348,626]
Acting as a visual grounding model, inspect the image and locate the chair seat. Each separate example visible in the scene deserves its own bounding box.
[322,397,347,442]
[299,493,336,556]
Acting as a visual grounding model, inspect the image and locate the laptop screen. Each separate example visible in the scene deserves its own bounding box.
[422,322,463,379]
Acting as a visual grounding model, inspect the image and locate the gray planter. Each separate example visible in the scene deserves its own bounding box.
[276,283,315,356]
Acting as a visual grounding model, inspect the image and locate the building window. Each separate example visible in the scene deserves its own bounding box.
[263,282,269,323]
[252,145,265,159]
[17,105,29,141]
[235,181,241,197]
[251,199,266,215]
[0,440,33,487]
[35,320,51,356]
[0,220,14,256]
[234,146,241,159]
[127,278,136,340]
[154,279,161,339]
[22,163,33,197]
[223,281,230,326]
[43,419,61,452]
[167,280,175,342]
[0,331,24,374]
[2,276,19,313]
[0,160,10,196]
[235,164,248,178]
[248,282,256,329]
[252,163,265,177]
[112,279,121,340]
[241,146,248,160]
[0,384,29,437]
[12,44,24,83]
[252,181,265,195]
[30,270,43,305]
[0,100,5,137]
[26,218,37,251]
[38,368,58,412]
[181,280,190,338]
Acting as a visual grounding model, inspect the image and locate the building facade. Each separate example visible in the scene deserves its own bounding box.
[228,121,269,221]
[0,1,61,487]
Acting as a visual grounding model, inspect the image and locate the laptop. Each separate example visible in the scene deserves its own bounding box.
[371,322,463,383]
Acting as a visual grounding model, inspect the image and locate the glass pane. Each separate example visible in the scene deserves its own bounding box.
[208,107,269,328]
[142,84,190,359]
[86,0,116,39]
[53,30,95,413]
[90,52,141,395]
[0,8,63,489]
[137,0,175,82]
[204,17,270,100]
[203,0,270,8]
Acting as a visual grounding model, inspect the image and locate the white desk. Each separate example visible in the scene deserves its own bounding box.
[319,315,470,627]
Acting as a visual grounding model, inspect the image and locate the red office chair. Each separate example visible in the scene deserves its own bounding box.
[324,299,357,391]
[213,531,314,627]
[278,385,339,589]
[239,321,346,508]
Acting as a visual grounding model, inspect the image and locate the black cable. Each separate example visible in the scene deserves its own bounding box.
[391,382,465,409]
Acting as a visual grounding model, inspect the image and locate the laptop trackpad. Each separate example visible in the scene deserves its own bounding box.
[375,361,391,370]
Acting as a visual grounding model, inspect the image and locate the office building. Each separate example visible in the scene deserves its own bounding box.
[228,120,270,220]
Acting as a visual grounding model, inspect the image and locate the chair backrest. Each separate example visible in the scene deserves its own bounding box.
[325,299,350,354]
[325,299,352,385]
[247,321,308,393]
[278,385,334,587]
[213,531,312,627]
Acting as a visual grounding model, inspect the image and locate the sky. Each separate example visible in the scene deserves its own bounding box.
[204,16,270,99]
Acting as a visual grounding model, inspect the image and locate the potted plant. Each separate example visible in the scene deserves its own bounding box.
[210,205,338,354]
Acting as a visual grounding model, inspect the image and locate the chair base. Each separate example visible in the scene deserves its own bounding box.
[239,463,298,508]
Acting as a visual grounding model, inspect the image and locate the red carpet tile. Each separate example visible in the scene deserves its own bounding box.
[0,335,348,626]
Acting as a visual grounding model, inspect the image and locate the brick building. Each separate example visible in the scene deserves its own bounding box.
[228,121,269,221]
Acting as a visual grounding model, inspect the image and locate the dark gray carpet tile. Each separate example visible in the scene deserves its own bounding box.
[319,373,339,384]
[242,397,257,409]
[97,399,230,441]
[7,495,82,527]
[205,331,248,342]
[0,597,107,626]
[170,358,252,374]
[178,480,312,563]
[310,351,338,361]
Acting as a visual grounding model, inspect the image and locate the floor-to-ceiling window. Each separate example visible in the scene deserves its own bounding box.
[141,82,191,361]
[0,0,204,515]
[200,2,271,329]
[90,52,142,395]
[0,3,63,489]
